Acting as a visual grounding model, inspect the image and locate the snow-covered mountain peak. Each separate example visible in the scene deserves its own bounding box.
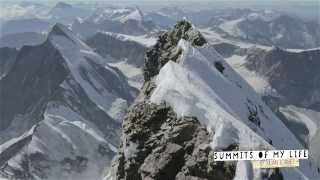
[48,23,91,51]
[119,7,143,23]
[47,2,91,25]
[47,23,133,110]
[110,21,320,179]
[246,9,279,22]
[48,23,71,37]
[53,2,73,9]
[92,7,143,24]
[0,18,135,179]
[72,6,155,38]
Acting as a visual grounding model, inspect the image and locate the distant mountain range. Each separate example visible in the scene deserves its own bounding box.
[206,10,320,49]
[1,2,319,49]
[72,7,156,39]
[0,2,320,180]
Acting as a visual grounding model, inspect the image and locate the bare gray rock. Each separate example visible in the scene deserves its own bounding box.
[110,102,236,180]
[144,20,206,81]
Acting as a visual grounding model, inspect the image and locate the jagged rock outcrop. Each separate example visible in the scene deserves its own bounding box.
[144,20,207,81]
[111,102,236,180]
[110,20,237,180]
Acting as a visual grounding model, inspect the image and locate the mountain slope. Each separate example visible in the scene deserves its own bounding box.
[235,47,320,169]
[0,23,135,179]
[109,21,320,179]
[244,48,320,110]
[85,31,155,89]
[214,42,320,171]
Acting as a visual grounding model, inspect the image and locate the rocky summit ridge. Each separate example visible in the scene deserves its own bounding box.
[107,20,289,180]
[143,20,207,81]
[110,20,239,180]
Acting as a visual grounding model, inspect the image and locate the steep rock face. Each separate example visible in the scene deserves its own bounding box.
[0,40,68,130]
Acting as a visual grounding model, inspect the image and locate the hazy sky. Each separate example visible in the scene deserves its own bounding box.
[1,0,318,2]
[0,0,318,20]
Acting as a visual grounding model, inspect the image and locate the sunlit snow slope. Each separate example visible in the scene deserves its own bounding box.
[149,39,319,179]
